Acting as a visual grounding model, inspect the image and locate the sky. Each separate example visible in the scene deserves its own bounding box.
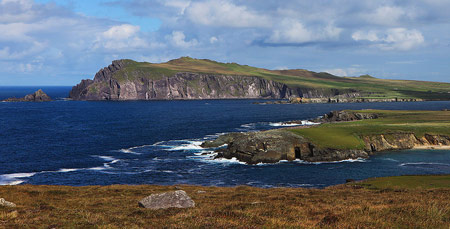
[1,0,450,86]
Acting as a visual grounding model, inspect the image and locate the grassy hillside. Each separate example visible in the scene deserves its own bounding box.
[289,110,450,149]
[1,176,449,228]
[112,57,450,100]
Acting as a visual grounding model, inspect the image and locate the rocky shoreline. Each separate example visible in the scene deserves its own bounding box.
[201,110,450,164]
[254,97,424,104]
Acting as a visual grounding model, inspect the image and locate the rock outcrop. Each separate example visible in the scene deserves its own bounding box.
[209,130,369,164]
[69,60,356,100]
[204,110,450,164]
[138,190,195,209]
[0,198,16,208]
[3,89,52,102]
[312,110,379,123]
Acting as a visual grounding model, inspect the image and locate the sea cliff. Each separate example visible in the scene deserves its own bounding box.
[69,60,349,100]
[69,57,450,101]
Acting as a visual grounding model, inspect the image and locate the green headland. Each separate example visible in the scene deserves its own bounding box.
[71,57,450,101]
[289,109,450,150]
[116,57,450,100]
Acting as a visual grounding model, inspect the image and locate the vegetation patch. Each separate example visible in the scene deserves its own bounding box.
[0,177,449,228]
[288,110,450,149]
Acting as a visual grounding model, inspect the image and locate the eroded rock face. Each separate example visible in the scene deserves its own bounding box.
[209,130,369,164]
[138,190,195,210]
[69,60,356,100]
[3,89,52,102]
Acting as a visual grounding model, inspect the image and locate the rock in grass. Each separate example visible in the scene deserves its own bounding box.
[0,198,16,208]
[138,190,195,209]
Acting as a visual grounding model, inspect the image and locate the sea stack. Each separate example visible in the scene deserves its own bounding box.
[3,89,52,102]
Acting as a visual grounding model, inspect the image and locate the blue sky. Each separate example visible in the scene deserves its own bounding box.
[1,0,450,85]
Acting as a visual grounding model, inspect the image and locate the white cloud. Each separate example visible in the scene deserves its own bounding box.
[168,31,198,48]
[209,36,218,44]
[364,6,407,26]
[185,0,270,28]
[352,28,424,51]
[322,68,365,77]
[267,19,342,44]
[93,24,159,52]
[102,24,140,40]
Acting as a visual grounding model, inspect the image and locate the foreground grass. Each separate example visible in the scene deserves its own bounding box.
[289,110,450,149]
[1,175,450,228]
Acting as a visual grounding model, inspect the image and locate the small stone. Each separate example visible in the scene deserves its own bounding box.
[0,198,17,208]
[197,190,206,193]
[138,190,195,210]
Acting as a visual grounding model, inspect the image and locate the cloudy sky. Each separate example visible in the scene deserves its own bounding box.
[1,0,450,85]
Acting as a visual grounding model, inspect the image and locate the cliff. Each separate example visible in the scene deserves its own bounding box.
[69,57,450,101]
[69,60,347,100]
[203,110,450,164]
[3,89,52,102]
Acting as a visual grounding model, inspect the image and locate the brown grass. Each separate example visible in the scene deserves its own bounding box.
[1,183,450,228]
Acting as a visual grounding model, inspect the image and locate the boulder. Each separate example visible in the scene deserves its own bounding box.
[0,198,16,208]
[138,190,195,210]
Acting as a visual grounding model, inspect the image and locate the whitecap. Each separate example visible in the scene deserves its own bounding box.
[0,172,36,185]
[57,168,79,173]
[119,149,142,155]
[269,122,301,127]
[164,141,204,151]
[95,155,116,161]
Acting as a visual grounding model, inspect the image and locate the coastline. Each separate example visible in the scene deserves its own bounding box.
[206,110,450,164]
[413,145,450,150]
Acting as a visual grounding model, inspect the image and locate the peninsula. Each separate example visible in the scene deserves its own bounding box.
[69,57,450,101]
[203,109,450,164]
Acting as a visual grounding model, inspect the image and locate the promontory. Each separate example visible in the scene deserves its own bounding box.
[69,57,450,101]
[202,109,450,164]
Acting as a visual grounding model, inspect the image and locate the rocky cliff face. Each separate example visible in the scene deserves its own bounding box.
[203,130,369,164]
[69,60,355,100]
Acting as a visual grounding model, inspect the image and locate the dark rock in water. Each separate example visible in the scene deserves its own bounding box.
[346,179,356,183]
[138,190,195,210]
[3,89,52,102]
[0,198,16,208]
[201,133,243,148]
[208,129,369,164]
[312,110,378,123]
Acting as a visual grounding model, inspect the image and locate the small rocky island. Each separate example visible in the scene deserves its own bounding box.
[2,89,52,102]
[202,110,450,164]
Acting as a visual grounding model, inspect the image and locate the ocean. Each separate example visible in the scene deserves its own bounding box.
[1,86,449,187]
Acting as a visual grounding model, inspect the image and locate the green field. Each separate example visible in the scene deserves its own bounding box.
[111,57,450,100]
[289,110,450,149]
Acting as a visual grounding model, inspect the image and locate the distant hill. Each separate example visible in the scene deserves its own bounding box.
[69,57,450,101]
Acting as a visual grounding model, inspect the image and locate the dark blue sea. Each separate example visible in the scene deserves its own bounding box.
[1,86,450,188]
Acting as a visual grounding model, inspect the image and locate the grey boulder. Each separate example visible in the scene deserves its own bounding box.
[0,198,16,208]
[138,190,195,210]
